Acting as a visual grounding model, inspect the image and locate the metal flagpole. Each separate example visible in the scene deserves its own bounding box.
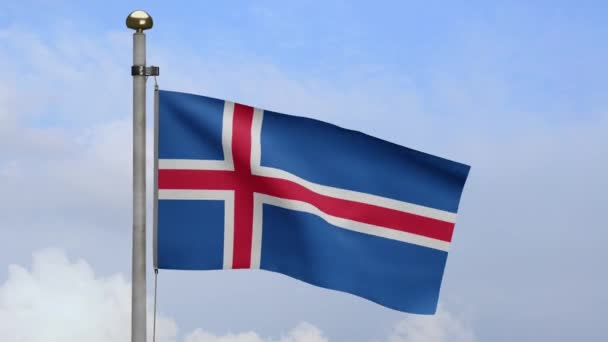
[126,10,159,342]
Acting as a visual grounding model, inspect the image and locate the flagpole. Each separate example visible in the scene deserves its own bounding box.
[126,10,157,342]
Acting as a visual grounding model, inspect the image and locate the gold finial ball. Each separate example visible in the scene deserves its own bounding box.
[126,10,153,31]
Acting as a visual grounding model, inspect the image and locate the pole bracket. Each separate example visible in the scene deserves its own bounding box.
[131,65,160,76]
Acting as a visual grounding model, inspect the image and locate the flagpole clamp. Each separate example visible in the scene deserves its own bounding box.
[131,65,160,76]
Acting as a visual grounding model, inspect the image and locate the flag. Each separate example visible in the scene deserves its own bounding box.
[153,90,470,314]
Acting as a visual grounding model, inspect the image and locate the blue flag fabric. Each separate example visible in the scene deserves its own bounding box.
[154,90,470,314]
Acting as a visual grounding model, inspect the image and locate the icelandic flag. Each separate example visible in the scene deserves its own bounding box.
[154,90,470,314]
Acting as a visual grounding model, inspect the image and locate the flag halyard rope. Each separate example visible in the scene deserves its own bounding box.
[152,268,159,342]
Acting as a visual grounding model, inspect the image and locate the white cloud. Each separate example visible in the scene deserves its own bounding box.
[184,322,326,342]
[0,249,475,342]
[387,309,475,342]
[0,248,177,342]
[185,330,263,342]
[279,322,328,342]
[0,250,328,342]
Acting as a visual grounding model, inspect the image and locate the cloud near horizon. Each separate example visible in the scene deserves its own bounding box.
[0,249,475,342]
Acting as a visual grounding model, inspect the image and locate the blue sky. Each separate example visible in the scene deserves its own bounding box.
[1,1,607,341]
